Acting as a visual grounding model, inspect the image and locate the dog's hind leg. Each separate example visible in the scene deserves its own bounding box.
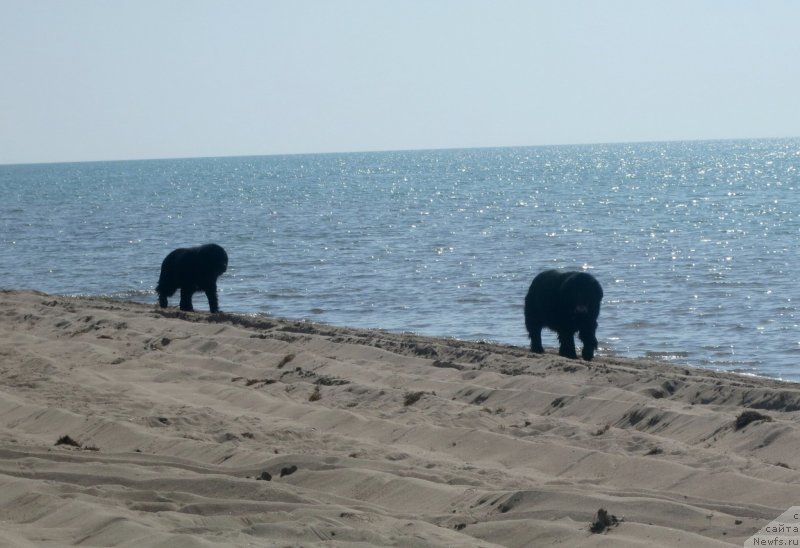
[529,325,545,353]
[179,287,195,311]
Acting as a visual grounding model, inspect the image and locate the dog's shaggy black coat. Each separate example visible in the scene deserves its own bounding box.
[524,269,603,361]
[156,243,228,313]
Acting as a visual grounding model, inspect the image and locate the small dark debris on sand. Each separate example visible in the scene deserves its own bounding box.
[257,471,272,481]
[55,435,81,448]
[593,424,611,436]
[280,465,298,477]
[735,410,772,430]
[590,508,620,533]
[404,391,427,406]
[245,378,277,387]
[315,374,350,386]
[277,353,296,368]
[432,360,464,371]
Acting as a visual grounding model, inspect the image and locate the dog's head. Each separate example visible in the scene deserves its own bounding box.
[562,272,603,320]
[201,244,228,276]
[217,253,228,276]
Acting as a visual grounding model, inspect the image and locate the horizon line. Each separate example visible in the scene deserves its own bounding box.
[2,134,798,168]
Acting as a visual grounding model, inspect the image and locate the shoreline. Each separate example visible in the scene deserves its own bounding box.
[39,288,800,386]
[1,289,799,546]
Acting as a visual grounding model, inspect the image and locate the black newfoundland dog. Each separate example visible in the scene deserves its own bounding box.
[524,269,603,361]
[156,243,228,313]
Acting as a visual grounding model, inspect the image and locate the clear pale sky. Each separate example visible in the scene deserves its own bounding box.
[2,1,798,164]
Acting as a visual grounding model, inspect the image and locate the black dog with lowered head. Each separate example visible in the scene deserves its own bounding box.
[156,243,228,313]
[524,269,603,361]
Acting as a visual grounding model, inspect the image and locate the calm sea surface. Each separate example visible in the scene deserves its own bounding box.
[1,140,799,380]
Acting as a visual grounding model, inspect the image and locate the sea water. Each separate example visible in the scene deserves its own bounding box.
[1,139,798,380]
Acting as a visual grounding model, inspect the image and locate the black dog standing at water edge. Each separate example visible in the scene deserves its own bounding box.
[156,244,228,313]
[524,269,604,361]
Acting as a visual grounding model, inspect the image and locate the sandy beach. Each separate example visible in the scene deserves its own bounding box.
[0,289,798,547]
